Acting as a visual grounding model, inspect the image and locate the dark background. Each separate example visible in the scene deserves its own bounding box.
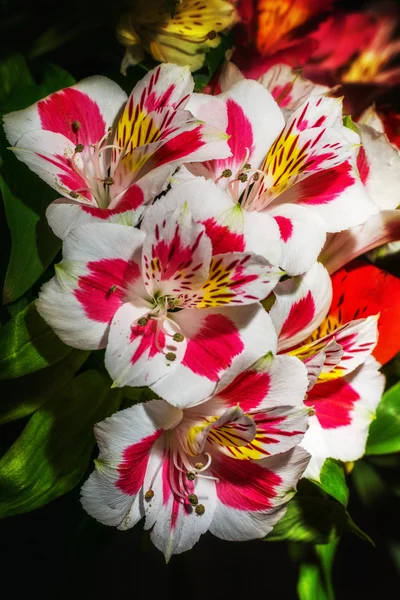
[0,0,399,597]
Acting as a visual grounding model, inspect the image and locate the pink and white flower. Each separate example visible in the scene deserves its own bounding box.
[81,352,310,560]
[217,61,331,114]
[177,78,377,275]
[37,181,283,407]
[268,261,384,479]
[3,64,230,239]
[320,118,400,273]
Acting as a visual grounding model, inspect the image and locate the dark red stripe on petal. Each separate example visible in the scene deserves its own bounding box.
[75,258,140,323]
[213,454,281,511]
[38,87,106,145]
[296,161,355,205]
[130,318,166,363]
[305,378,360,429]
[117,430,162,495]
[218,369,271,412]
[149,127,205,168]
[280,291,315,340]
[182,313,244,382]
[202,218,245,255]
[274,215,293,242]
[356,146,370,185]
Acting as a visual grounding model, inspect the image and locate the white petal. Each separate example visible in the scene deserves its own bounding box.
[267,203,326,275]
[270,262,332,351]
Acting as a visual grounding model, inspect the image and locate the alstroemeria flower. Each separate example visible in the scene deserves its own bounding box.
[310,10,400,87]
[81,352,310,560]
[180,78,377,275]
[37,182,283,407]
[320,117,400,273]
[217,61,330,114]
[3,64,230,240]
[268,261,388,479]
[118,0,237,74]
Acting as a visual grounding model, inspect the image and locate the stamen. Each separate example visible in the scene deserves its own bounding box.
[187,494,199,506]
[195,452,212,473]
[71,120,81,133]
[166,352,176,362]
[144,489,154,501]
[137,317,148,326]
[238,173,248,182]
[173,333,184,342]
[69,191,79,198]
[222,168,232,178]
[103,176,114,186]
[186,472,196,481]
[75,144,84,153]
[195,504,205,516]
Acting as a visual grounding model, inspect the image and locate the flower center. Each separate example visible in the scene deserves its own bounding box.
[68,128,123,209]
[219,149,271,212]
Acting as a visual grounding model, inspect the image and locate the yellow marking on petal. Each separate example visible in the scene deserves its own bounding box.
[261,129,309,197]
[307,315,341,343]
[115,102,163,175]
[210,430,270,460]
[189,256,250,308]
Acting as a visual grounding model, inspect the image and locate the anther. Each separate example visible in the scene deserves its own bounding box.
[222,169,232,178]
[195,462,204,470]
[108,285,117,294]
[173,333,184,342]
[253,173,260,181]
[75,144,84,153]
[186,472,196,481]
[166,352,176,361]
[238,173,248,182]
[104,176,114,186]
[137,317,148,327]
[244,163,251,169]
[187,494,199,506]
[71,120,81,133]
[144,489,154,501]
[167,299,175,310]
[207,30,217,40]
[195,504,205,515]
[69,191,79,198]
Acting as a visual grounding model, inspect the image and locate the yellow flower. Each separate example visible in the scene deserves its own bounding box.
[117,0,237,73]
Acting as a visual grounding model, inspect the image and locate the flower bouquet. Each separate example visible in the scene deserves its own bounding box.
[1,0,400,597]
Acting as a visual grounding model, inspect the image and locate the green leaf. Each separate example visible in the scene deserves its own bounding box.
[0,371,122,517]
[205,34,233,79]
[0,301,72,379]
[316,459,349,507]
[366,381,400,455]
[0,56,75,302]
[122,385,162,409]
[297,541,339,600]
[343,115,359,134]
[0,176,60,303]
[351,459,388,508]
[0,54,34,107]
[193,73,210,93]
[267,480,372,544]
[0,349,89,423]
[165,0,178,18]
